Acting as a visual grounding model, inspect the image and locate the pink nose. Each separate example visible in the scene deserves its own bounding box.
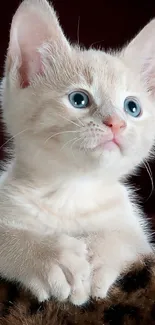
[104,115,126,133]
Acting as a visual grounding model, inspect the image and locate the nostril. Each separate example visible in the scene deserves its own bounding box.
[103,115,126,131]
[104,118,113,128]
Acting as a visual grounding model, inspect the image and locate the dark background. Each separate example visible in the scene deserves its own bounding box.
[0,0,155,221]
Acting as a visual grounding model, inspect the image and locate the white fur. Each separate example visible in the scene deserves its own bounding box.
[0,0,155,305]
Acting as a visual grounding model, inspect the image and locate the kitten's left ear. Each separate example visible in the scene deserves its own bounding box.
[7,0,71,87]
[122,19,155,94]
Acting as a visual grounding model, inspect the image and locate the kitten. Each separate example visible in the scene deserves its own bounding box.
[0,0,154,306]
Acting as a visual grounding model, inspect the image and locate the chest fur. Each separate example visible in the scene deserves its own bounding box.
[15,182,128,235]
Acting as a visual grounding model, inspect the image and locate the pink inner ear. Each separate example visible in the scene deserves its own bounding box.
[8,0,70,88]
[9,9,59,88]
[19,51,43,88]
[16,15,49,88]
[19,64,30,88]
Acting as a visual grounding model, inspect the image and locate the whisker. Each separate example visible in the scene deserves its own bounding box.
[0,128,29,151]
[71,137,83,150]
[75,116,85,127]
[70,136,83,161]
[60,137,79,151]
[80,137,88,154]
[143,161,154,201]
[79,138,85,152]
[90,39,105,48]
[57,114,81,128]
[77,16,80,45]
[44,130,79,145]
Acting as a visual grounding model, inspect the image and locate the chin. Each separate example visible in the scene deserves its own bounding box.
[91,142,121,158]
[87,146,122,174]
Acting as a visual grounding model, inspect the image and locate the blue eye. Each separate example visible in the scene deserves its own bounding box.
[69,91,89,109]
[124,97,141,117]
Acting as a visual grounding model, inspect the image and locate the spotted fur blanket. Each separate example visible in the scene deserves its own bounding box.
[0,255,155,325]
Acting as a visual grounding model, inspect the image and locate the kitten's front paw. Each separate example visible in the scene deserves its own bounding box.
[91,263,119,299]
[27,236,91,305]
[87,235,152,300]
[55,236,91,305]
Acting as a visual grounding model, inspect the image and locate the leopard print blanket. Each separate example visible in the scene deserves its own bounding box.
[0,255,155,325]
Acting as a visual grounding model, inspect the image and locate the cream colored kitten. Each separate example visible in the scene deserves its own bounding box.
[0,0,154,305]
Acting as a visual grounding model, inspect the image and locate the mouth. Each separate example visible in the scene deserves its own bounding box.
[78,132,121,153]
[94,137,120,151]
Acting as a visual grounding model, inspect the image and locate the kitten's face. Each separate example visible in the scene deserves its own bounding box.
[2,0,155,179]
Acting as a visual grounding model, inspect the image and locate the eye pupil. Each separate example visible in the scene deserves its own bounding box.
[69,91,89,109]
[124,97,141,117]
[74,94,85,106]
[128,101,136,113]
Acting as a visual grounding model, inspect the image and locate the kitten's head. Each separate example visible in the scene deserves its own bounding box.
[2,0,155,180]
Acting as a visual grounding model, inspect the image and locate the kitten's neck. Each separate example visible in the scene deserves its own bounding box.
[11,139,121,191]
[4,146,124,221]
[8,155,122,221]
[14,156,119,189]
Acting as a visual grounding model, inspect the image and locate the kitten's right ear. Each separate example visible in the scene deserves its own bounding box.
[122,19,155,95]
[7,0,70,87]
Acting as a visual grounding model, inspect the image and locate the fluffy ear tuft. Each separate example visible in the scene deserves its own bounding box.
[7,0,70,87]
[122,19,155,95]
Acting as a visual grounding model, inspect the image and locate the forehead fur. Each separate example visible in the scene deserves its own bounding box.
[38,45,140,96]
